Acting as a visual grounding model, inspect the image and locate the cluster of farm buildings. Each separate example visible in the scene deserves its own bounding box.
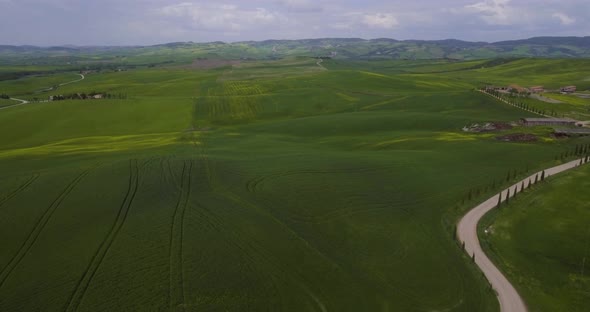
[486,85,576,94]
[519,118,590,136]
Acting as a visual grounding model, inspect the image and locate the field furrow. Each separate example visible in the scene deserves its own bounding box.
[0,173,39,208]
[0,169,92,289]
[64,160,140,312]
[168,160,193,311]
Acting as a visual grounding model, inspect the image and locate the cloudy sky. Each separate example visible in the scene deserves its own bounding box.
[0,0,587,46]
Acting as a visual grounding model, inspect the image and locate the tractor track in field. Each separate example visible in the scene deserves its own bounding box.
[193,134,326,310]
[0,168,93,290]
[64,160,140,312]
[0,173,39,208]
[168,160,193,310]
[205,193,329,312]
[243,168,443,224]
[244,167,389,193]
[194,199,303,311]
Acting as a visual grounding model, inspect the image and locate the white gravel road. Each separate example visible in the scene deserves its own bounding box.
[457,157,587,312]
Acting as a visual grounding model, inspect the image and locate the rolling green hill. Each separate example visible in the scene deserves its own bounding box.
[0,57,589,311]
[1,36,590,69]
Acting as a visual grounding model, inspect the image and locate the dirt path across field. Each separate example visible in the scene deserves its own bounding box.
[457,157,588,312]
[1,73,85,111]
[0,98,29,110]
[316,58,326,70]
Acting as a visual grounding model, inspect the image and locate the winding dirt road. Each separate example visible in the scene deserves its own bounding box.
[457,157,588,312]
[0,73,85,111]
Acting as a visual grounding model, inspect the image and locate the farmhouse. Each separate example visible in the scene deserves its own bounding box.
[529,86,544,93]
[508,84,527,93]
[560,86,577,93]
[520,118,577,127]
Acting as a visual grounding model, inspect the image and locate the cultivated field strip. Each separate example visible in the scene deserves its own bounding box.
[64,160,140,312]
[0,173,39,208]
[168,160,193,310]
[193,198,316,310]
[0,169,92,289]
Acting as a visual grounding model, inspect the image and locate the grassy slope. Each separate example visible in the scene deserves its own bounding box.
[0,58,586,311]
[0,99,18,108]
[479,163,590,312]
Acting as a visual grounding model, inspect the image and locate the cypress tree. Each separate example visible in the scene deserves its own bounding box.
[541,171,545,181]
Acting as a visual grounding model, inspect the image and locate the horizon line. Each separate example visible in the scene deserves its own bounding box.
[2,35,589,48]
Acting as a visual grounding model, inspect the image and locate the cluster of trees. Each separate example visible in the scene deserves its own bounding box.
[463,167,532,204]
[482,88,561,117]
[0,93,9,99]
[497,171,545,208]
[51,92,127,101]
[556,144,590,161]
[511,101,551,116]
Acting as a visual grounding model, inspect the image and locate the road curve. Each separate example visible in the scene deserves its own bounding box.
[457,157,588,312]
[59,73,85,86]
[0,73,85,111]
[0,98,29,111]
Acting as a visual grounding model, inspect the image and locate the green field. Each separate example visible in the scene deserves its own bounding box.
[0,98,17,108]
[479,164,590,311]
[0,57,588,311]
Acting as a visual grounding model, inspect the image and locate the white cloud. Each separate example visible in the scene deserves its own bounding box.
[552,12,575,25]
[331,11,399,31]
[158,3,286,32]
[362,13,399,29]
[462,0,516,25]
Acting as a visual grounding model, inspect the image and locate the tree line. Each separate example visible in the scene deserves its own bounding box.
[50,92,127,101]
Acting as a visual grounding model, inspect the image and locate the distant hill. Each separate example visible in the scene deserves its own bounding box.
[1,36,589,66]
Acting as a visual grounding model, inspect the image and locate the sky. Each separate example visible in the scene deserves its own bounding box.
[0,0,588,46]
